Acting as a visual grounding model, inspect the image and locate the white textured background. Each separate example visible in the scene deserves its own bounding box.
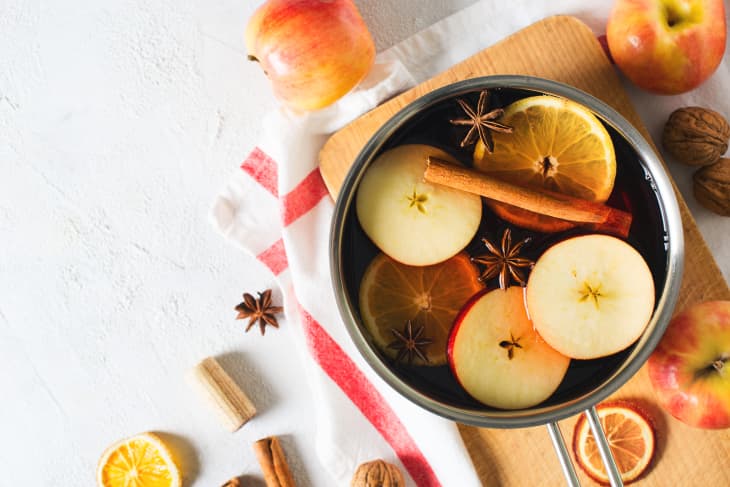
[0,0,476,485]
[2,0,728,485]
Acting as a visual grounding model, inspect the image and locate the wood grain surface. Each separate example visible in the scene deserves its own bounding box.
[319,16,730,486]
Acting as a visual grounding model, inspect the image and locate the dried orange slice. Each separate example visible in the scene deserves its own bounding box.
[97,432,181,487]
[473,95,616,233]
[572,401,655,485]
[359,252,483,366]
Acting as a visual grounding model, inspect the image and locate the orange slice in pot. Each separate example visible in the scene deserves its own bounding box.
[572,401,655,485]
[97,432,181,487]
[473,95,616,233]
[359,252,483,366]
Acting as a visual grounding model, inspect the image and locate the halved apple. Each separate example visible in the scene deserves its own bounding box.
[526,234,655,359]
[448,287,570,409]
[356,144,482,266]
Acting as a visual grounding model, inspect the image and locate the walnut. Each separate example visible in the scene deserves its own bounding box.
[694,157,730,216]
[351,459,405,487]
[662,107,730,166]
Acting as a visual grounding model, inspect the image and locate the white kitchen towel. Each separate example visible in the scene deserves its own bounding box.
[212,1,730,486]
[212,55,481,486]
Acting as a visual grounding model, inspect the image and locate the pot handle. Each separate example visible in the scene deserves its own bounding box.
[547,407,624,487]
[546,421,580,487]
[584,406,624,486]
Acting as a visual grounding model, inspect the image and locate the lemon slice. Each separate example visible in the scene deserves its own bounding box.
[97,432,181,487]
[473,95,616,232]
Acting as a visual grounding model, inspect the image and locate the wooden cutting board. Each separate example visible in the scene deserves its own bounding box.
[319,16,730,486]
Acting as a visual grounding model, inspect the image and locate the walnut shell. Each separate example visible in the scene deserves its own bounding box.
[694,157,730,216]
[662,107,730,166]
[351,459,405,487]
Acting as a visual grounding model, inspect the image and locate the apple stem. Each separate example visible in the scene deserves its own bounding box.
[247,55,259,63]
[712,359,725,373]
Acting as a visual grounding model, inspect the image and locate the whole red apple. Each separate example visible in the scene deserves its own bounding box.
[606,0,726,94]
[648,300,730,429]
[245,0,375,112]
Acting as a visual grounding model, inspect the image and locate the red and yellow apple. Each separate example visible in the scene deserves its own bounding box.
[606,0,726,94]
[647,300,730,429]
[245,0,375,112]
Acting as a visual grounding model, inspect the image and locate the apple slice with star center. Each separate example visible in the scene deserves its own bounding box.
[356,144,482,266]
[448,287,570,409]
[526,234,655,359]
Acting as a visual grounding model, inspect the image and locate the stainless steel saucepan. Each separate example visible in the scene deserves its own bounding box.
[330,76,684,486]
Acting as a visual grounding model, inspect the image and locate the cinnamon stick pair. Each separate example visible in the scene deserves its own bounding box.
[424,157,632,237]
[253,436,297,487]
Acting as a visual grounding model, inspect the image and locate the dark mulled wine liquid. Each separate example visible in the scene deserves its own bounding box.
[341,88,669,411]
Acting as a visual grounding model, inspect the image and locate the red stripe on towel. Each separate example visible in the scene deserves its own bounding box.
[243,148,441,486]
[256,238,289,276]
[241,147,278,197]
[298,305,442,487]
[281,168,329,226]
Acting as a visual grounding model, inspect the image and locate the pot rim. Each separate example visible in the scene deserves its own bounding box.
[329,75,684,428]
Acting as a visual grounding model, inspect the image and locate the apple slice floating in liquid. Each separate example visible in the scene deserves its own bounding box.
[448,287,570,409]
[526,234,655,360]
[356,144,483,267]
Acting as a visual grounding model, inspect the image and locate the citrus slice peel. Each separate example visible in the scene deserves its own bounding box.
[572,401,656,485]
[474,95,616,233]
[97,432,181,487]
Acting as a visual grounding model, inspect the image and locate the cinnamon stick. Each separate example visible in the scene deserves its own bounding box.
[425,157,632,237]
[253,436,297,487]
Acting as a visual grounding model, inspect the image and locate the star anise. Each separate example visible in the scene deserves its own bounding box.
[471,228,534,289]
[388,320,432,365]
[449,89,513,152]
[235,289,283,335]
